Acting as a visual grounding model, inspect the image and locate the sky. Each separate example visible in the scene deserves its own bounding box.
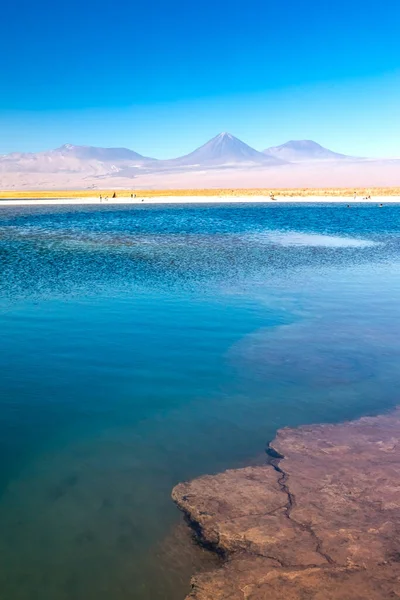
[1,0,400,158]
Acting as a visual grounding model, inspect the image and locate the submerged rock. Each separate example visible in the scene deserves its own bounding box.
[172,408,400,599]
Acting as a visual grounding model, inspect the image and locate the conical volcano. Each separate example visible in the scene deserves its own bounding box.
[167,133,286,167]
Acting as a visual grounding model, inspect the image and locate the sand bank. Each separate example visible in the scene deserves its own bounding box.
[1,195,400,206]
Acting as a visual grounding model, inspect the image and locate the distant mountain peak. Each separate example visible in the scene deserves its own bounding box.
[51,144,154,162]
[284,140,324,149]
[0,143,156,176]
[52,143,79,154]
[166,133,286,167]
[263,140,350,162]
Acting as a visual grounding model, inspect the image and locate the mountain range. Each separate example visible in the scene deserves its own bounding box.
[0,133,399,189]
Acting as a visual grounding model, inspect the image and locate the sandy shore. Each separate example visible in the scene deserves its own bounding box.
[1,195,400,206]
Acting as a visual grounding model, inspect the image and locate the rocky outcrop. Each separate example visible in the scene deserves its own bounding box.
[172,408,400,599]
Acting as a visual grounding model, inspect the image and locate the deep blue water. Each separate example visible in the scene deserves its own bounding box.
[1,203,400,599]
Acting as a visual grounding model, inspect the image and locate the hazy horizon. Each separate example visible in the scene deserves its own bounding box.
[0,133,365,160]
[1,131,397,161]
[1,131,400,190]
[2,79,400,159]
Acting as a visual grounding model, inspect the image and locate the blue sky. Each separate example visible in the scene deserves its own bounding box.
[1,0,400,157]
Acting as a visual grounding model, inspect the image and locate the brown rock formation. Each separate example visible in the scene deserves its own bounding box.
[172,409,400,599]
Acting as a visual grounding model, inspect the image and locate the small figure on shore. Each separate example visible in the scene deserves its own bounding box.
[112,192,116,199]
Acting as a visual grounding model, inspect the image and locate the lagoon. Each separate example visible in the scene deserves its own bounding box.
[1,203,400,599]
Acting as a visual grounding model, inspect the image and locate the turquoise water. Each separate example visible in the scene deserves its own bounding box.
[1,203,400,599]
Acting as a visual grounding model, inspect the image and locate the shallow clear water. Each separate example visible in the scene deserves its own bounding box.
[1,203,400,599]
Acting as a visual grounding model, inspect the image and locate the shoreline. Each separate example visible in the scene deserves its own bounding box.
[1,195,400,206]
[172,408,400,599]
